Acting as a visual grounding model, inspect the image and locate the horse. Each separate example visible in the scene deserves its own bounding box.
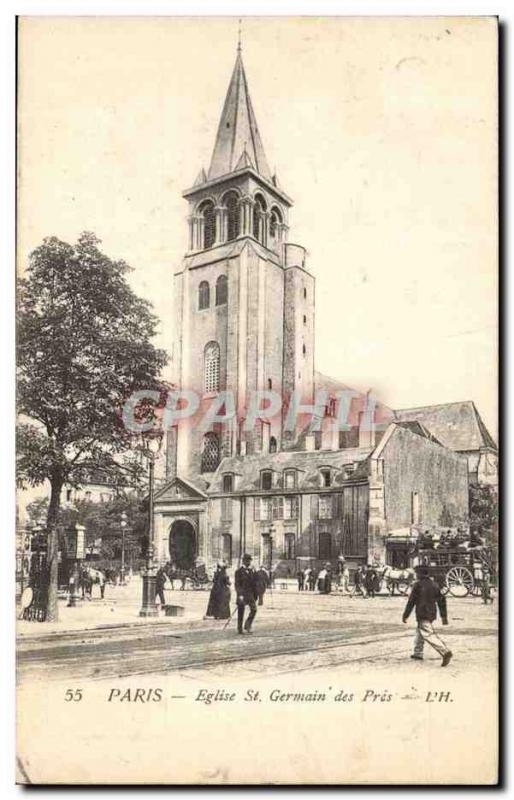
[383,565,415,596]
[80,566,107,599]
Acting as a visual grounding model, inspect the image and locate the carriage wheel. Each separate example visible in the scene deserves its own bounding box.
[446,567,474,597]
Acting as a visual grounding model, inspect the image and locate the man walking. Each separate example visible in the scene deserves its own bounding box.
[155,566,167,609]
[235,554,258,634]
[255,564,270,606]
[402,566,453,666]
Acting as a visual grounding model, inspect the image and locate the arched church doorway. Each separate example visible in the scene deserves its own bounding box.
[169,520,196,570]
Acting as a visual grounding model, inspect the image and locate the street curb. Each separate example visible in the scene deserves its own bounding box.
[16,616,206,641]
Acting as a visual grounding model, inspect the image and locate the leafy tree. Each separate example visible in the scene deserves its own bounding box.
[17,232,167,620]
[469,484,499,547]
[58,494,149,561]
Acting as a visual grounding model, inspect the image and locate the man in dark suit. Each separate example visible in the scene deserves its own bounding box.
[403,565,453,666]
[235,554,258,634]
[255,565,270,606]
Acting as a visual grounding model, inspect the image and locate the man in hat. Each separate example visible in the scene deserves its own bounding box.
[235,554,258,634]
[402,565,452,666]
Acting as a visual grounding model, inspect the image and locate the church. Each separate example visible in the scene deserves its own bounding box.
[152,45,494,575]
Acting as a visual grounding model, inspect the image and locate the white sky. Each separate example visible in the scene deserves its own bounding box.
[17,16,498,438]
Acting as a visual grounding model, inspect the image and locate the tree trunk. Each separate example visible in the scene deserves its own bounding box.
[45,474,63,622]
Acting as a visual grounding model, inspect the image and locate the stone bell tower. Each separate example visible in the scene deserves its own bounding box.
[167,43,315,483]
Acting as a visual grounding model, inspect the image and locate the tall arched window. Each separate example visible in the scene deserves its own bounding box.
[269,206,282,246]
[215,274,228,306]
[198,280,210,310]
[201,432,220,473]
[253,194,267,243]
[204,341,220,393]
[269,436,277,453]
[224,191,240,242]
[199,200,216,249]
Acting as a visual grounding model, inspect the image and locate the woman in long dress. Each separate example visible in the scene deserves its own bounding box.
[205,564,231,619]
[214,565,231,619]
[205,565,221,618]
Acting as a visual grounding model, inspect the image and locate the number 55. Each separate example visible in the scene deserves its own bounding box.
[64,689,83,702]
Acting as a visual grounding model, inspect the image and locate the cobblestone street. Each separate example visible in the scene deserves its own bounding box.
[17,578,498,683]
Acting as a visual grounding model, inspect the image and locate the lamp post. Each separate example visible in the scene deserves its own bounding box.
[120,511,127,585]
[66,524,86,608]
[267,524,275,573]
[139,431,163,617]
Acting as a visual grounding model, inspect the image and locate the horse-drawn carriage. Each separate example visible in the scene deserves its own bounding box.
[417,545,496,597]
[170,562,212,590]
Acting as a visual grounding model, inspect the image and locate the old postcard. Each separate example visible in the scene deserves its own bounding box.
[16,16,498,784]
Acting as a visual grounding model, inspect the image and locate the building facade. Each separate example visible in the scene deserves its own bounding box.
[154,45,476,573]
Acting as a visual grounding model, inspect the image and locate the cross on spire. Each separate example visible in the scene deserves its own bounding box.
[237,18,242,53]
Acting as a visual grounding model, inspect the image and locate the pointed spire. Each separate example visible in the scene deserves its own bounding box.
[207,50,272,182]
[234,145,254,171]
[193,167,207,187]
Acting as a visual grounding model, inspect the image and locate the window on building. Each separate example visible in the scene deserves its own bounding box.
[314,432,322,450]
[261,470,273,490]
[343,464,356,479]
[269,206,282,249]
[223,474,233,493]
[269,436,277,454]
[66,489,72,502]
[198,280,210,310]
[320,468,331,487]
[284,495,298,520]
[222,533,233,565]
[303,344,306,356]
[284,533,295,560]
[319,531,332,560]
[303,314,307,324]
[224,191,240,241]
[221,497,232,521]
[204,341,220,393]
[272,496,284,520]
[267,378,273,390]
[199,200,216,249]
[201,432,220,473]
[255,497,272,521]
[284,470,296,490]
[85,491,92,500]
[303,287,307,299]
[215,274,228,306]
[253,194,267,243]
[318,494,333,519]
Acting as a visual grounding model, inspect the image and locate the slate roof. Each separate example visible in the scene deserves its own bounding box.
[208,447,373,494]
[207,51,272,182]
[394,401,497,453]
[184,237,282,270]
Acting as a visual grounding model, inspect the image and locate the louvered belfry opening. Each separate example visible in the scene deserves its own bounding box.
[199,200,216,249]
[224,191,240,241]
[201,432,220,473]
[204,341,220,393]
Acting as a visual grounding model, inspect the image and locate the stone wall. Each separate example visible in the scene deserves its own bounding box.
[381,425,469,533]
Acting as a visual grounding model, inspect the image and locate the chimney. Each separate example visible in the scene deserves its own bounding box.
[305,433,315,451]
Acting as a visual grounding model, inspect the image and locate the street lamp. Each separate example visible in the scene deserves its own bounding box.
[120,511,127,585]
[267,524,275,573]
[139,430,164,617]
